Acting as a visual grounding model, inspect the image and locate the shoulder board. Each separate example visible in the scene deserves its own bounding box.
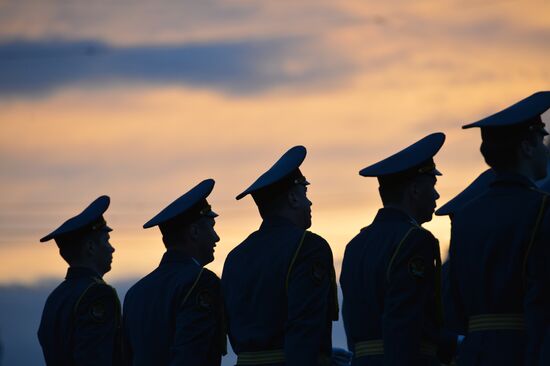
[408,218,424,230]
[92,276,106,285]
[530,186,550,197]
[73,280,110,316]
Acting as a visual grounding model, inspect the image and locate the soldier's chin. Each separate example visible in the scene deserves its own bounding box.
[204,252,215,265]
[419,212,433,225]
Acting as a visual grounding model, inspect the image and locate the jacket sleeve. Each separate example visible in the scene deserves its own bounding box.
[383,227,436,366]
[524,200,550,366]
[73,283,122,366]
[169,269,224,366]
[285,232,335,366]
[121,298,133,366]
[439,261,460,363]
[447,227,468,335]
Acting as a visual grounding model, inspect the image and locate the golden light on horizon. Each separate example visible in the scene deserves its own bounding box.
[1,0,549,284]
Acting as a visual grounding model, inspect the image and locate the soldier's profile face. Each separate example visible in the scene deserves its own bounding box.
[414,174,439,224]
[293,184,312,229]
[94,231,115,275]
[195,217,220,265]
[531,130,549,180]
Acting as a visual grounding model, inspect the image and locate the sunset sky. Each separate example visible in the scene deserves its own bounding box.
[1,0,549,285]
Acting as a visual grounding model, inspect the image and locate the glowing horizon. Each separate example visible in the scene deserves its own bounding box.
[1,0,549,284]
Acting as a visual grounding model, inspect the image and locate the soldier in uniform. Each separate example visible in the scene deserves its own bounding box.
[533,157,550,366]
[222,145,341,366]
[340,132,457,366]
[435,169,496,362]
[122,179,225,366]
[448,91,550,365]
[38,195,121,366]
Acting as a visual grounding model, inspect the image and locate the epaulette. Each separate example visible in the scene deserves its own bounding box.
[408,218,424,230]
[530,186,550,197]
[73,277,105,315]
[72,278,121,326]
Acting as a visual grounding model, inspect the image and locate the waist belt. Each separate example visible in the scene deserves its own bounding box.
[468,313,525,332]
[237,349,285,365]
[236,350,331,365]
[354,339,437,359]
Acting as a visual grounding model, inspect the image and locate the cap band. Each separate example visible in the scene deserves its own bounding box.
[91,217,107,231]
[418,161,436,174]
[293,175,309,185]
[199,203,213,216]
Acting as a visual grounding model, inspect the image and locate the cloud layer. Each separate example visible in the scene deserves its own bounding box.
[0,38,355,96]
[0,0,549,283]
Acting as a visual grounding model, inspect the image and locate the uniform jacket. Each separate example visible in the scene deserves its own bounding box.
[340,207,455,366]
[122,250,224,366]
[38,266,122,366]
[222,216,338,366]
[448,173,550,365]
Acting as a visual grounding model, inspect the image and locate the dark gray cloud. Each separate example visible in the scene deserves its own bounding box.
[0,38,355,97]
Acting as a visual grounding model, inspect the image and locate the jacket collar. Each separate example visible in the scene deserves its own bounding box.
[491,172,536,189]
[159,249,198,267]
[373,207,418,226]
[65,266,102,280]
[259,215,297,230]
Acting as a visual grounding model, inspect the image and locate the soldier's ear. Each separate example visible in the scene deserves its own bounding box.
[188,222,200,241]
[287,189,300,208]
[407,180,419,199]
[520,138,535,158]
[84,237,96,257]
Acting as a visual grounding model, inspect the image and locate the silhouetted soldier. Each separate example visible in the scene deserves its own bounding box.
[435,169,496,363]
[448,91,550,365]
[222,146,340,366]
[340,133,457,366]
[38,196,121,365]
[122,179,225,366]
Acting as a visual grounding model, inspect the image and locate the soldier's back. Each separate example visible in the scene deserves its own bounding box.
[38,267,121,366]
[222,216,335,365]
[449,174,548,365]
[222,217,305,353]
[341,208,441,366]
[123,250,222,366]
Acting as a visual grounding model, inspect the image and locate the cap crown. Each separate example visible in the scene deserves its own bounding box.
[40,195,110,242]
[359,133,445,178]
[143,179,216,229]
[463,91,550,129]
[236,146,307,200]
